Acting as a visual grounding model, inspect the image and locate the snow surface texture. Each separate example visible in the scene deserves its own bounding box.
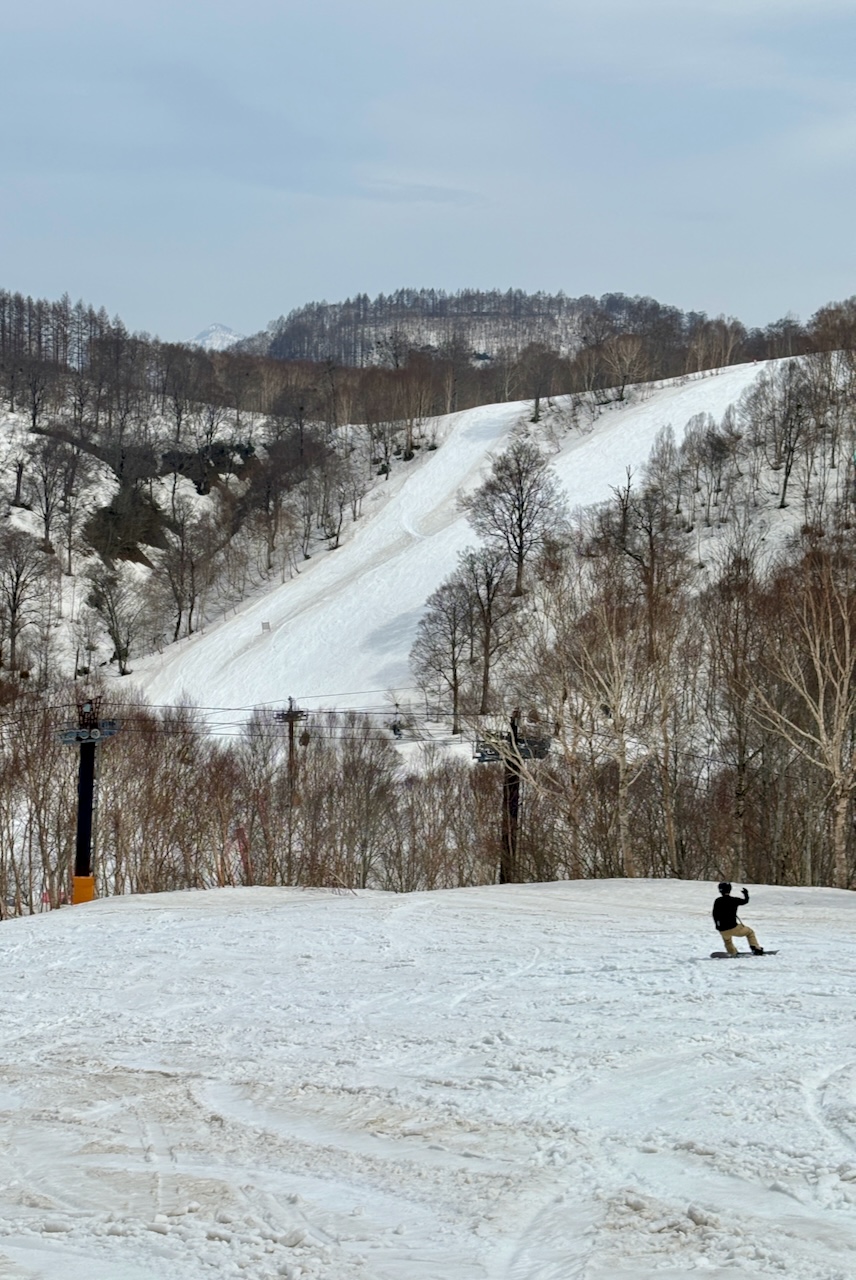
[0,880,853,1279]
[132,363,770,719]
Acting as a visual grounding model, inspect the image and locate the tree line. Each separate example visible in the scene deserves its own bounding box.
[0,694,503,915]
[242,285,851,377]
[6,285,856,445]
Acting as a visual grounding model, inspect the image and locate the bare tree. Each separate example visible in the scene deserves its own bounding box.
[26,436,65,551]
[521,548,656,878]
[86,565,145,675]
[459,438,569,595]
[21,356,59,431]
[740,361,807,510]
[748,536,856,888]
[57,443,95,575]
[600,333,648,400]
[587,473,693,661]
[0,530,46,671]
[457,545,516,715]
[359,368,401,478]
[246,439,298,573]
[160,497,222,640]
[516,343,560,423]
[410,576,472,733]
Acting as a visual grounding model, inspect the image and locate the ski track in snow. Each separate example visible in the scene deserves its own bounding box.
[0,880,854,1278]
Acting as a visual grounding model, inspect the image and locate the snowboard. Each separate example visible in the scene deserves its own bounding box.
[710,950,777,958]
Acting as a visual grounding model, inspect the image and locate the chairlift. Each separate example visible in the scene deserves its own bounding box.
[474,737,503,763]
[473,733,551,763]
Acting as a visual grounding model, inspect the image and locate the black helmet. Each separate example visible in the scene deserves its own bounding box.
[718,881,732,895]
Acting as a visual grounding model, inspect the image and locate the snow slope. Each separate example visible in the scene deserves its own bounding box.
[191,324,244,352]
[0,880,853,1279]
[132,363,770,718]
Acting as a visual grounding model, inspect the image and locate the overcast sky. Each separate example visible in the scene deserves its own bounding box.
[2,0,855,342]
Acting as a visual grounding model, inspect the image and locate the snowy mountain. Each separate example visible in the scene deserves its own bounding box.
[190,322,244,352]
[131,361,772,718]
[0,878,852,1279]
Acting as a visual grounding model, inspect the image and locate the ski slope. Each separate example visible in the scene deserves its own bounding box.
[131,363,770,718]
[0,879,853,1279]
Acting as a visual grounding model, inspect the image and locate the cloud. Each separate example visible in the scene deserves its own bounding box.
[356,180,480,206]
[781,109,856,167]
[0,51,367,200]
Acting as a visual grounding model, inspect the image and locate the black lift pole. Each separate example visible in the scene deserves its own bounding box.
[59,697,119,905]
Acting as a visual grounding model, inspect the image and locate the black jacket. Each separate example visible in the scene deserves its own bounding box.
[713,888,749,932]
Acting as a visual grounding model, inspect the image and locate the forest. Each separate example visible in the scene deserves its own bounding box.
[2,286,856,914]
[241,286,813,371]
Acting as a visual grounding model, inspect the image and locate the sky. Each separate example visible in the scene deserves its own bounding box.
[0,879,853,1278]
[2,0,855,342]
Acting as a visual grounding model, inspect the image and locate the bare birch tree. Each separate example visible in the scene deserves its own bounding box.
[459,439,569,596]
[748,537,856,888]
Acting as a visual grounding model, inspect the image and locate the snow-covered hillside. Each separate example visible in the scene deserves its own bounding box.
[190,324,244,352]
[0,879,853,1279]
[132,363,771,718]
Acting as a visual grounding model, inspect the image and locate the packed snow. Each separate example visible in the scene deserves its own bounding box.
[131,363,771,720]
[0,880,854,1278]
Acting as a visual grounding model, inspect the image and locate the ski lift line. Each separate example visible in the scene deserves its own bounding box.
[32,707,417,728]
[40,717,465,746]
[115,713,758,771]
[47,690,401,709]
[2,704,800,761]
[75,724,444,743]
[0,694,799,747]
[0,714,826,780]
[44,689,425,716]
[9,706,816,775]
[43,708,424,728]
[46,712,417,732]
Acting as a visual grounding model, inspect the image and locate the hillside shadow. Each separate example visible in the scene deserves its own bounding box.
[364,608,424,654]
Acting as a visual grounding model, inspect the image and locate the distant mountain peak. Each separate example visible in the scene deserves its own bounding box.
[191,323,244,352]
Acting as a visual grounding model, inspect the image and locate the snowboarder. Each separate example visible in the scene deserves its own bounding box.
[712,882,764,955]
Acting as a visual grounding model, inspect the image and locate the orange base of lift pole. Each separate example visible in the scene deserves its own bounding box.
[72,876,95,905]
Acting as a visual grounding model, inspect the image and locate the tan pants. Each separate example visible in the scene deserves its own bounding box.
[719,924,760,955]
